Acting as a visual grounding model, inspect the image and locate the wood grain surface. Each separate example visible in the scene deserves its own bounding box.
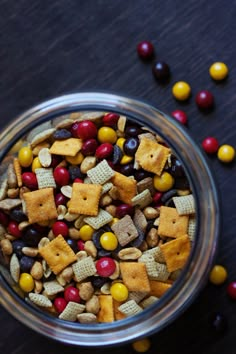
[0,1,236,353]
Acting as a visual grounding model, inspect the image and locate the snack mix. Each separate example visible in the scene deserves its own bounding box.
[0,111,196,324]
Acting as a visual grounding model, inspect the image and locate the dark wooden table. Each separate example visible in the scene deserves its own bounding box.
[0,1,236,353]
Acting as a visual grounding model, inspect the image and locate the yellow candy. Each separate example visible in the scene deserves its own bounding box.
[31,157,42,172]
[153,172,174,192]
[217,144,235,163]
[110,282,129,302]
[209,62,229,81]
[116,137,125,151]
[172,81,191,101]
[66,152,84,165]
[97,127,117,144]
[100,232,118,251]
[19,273,34,292]
[132,338,151,352]
[18,146,33,167]
[79,224,94,241]
[209,265,228,285]
[120,154,133,164]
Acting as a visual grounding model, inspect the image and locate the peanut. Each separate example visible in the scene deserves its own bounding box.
[118,247,142,260]
[146,228,159,248]
[0,239,13,255]
[85,295,100,314]
[78,282,94,301]
[30,261,43,280]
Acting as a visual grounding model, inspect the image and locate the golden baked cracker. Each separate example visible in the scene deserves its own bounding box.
[23,187,58,224]
[13,158,22,187]
[68,183,102,216]
[149,280,172,297]
[135,137,171,176]
[97,295,114,323]
[111,172,137,204]
[158,206,189,238]
[49,138,83,157]
[39,235,77,275]
[120,262,150,292]
[160,234,191,272]
[113,300,127,321]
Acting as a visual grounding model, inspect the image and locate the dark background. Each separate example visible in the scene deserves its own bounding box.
[0,1,236,353]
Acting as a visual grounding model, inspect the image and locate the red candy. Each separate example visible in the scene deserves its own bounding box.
[81,138,98,156]
[54,297,67,313]
[95,143,114,159]
[202,137,219,154]
[52,221,69,237]
[96,257,116,277]
[137,41,154,60]
[0,210,9,227]
[115,204,134,218]
[171,109,188,125]
[226,281,236,300]
[72,120,97,140]
[64,286,80,303]
[195,90,214,110]
[22,172,38,190]
[8,221,22,238]
[102,113,120,127]
[77,239,85,250]
[54,192,68,207]
[53,167,70,186]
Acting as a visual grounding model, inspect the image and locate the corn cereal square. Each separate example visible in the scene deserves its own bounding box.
[97,295,114,323]
[39,235,77,275]
[158,206,189,238]
[135,137,171,176]
[160,234,191,272]
[23,187,58,224]
[49,138,83,156]
[120,262,150,292]
[111,172,137,204]
[68,183,102,216]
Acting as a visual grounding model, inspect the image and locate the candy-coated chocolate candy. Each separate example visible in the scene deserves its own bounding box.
[53,167,70,186]
[226,281,236,300]
[64,286,80,303]
[18,146,33,167]
[96,257,116,277]
[19,273,34,292]
[52,221,69,237]
[54,297,67,313]
[20,256,35,273]
[132,338,151,352]
[120,154,133,165]
[137,41,154,60]
[123,137,139,156]
[100,232,118,251]
[7,220,22,238]
[79,224,94,241]
[119,163,135,176]
[172,81,191,101]
[54,192,68,207]
[217,144,235,163]
[202,137,219,154]
[102,113,120,127]
[95,143,114,159]
[97,126,117,144]
[152,60,170,81]
[153,172,174,192]
[209,265,227,285]
[81,139,98,156]
[72,120,97,140]
[22,172,38,190]
[171,109,188,125]
[110,282,129,302]
[0,210,9,227]
[66,151,84,165]
[209,62,229,81]
[12,240,26,258]
[195,90,214,110]
[31,157,42,172]
[116,204,134,218]
[125,125,143,137]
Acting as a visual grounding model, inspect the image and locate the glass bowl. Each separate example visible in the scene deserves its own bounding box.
[0,91,220,346]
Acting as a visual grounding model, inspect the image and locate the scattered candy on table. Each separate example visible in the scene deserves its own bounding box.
[132,338,151,352]
[209,265,228,285]
[195,90,214,110]
[171,109,188,125]
[202,137,219,154]
[217,144,235,163]
[209,62,229,81]
[226,281,236,300]
[137,41,154,60]
[172,81,191,101]
[152,60,170,81]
